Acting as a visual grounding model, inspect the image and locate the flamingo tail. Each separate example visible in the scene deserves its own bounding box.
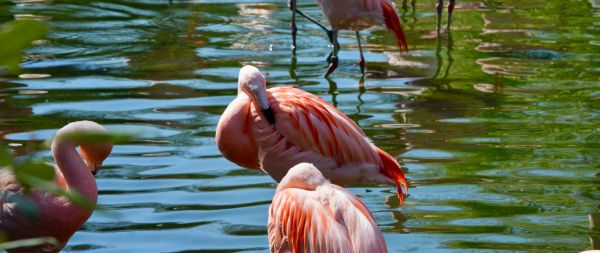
[381,1,409,53]
[376,147,408,205]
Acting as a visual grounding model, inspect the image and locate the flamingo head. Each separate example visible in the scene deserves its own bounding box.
[277,163,328,192]
[80,141,112,176]
[238,65,270,111]
[74,122,113,176]
[55,121,113,176]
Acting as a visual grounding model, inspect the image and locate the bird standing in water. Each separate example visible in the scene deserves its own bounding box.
[0,121,112,253]
[288,0,409,77]
[216,66,408,204]
[268,163,388,253]
[436,0,456,32]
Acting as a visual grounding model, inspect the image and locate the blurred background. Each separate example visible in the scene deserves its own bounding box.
[0,0,599,252]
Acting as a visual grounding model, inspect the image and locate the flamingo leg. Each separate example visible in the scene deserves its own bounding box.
[356,31,365,77]
[324,30,339,77]
[289,0,298,50]
[447,0,455,30]
[443,29,454,80]
[287,0,334,44]
[293,8,335,44]
[436,0,443,34]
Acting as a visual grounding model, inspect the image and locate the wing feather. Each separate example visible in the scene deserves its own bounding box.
[268,188,352,253]
[268,185,388,253]
[268,87,379,166]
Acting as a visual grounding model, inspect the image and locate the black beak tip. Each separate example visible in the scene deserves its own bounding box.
[263,107,276,124]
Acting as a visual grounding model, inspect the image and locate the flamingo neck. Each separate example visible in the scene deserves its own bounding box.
[51,141,98,205]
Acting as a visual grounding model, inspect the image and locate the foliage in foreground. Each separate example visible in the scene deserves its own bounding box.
[0,19,48,73]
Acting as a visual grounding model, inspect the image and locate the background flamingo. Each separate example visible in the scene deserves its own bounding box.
[268,163,387,253]
[288,0,409,77]
[216,65,408,204]
[436,0,455,32]
[0,121,112,253]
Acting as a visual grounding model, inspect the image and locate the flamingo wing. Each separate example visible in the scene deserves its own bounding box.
[268,185,387,253]
[252,87,407,203]
[268,87,379,166]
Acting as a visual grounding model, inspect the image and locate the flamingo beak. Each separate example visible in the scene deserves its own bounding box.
[256,92,275,124]
[263,107,276,124]
[92,163,102,176]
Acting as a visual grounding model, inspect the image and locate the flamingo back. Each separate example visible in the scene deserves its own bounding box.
[268,87,378,165]
[247,87,389,184]
[268,183,387,253]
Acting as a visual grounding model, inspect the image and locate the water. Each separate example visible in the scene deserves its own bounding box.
[1,0,599,252]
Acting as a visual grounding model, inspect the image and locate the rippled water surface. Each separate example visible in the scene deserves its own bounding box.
[1,0,599,252]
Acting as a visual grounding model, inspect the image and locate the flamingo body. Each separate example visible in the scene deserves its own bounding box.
[291,0,408,76]
[216,66,408,203]
[0,121,112,253]
[317,0,384,30]
[268,163,387,253]
[316,0,408,51]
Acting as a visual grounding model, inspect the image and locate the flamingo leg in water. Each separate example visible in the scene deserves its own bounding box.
[325,30,339,77]
[288,0,334,44]
[289,0,298,49]
[447,0,455,30]
[356,31,365,77]
[436,0,443,33]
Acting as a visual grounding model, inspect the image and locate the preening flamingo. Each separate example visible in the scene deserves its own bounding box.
[0,121,112,253]
[268,163,387,253]
[216,65,408,204]
[288,0,409,77]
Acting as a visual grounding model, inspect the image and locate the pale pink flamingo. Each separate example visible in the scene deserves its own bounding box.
[216,66,408,204]
[0,121,112,253]
[288,0,409,77]
[268,162,387,253]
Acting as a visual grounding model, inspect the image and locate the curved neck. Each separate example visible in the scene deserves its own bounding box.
[51,140,98,205]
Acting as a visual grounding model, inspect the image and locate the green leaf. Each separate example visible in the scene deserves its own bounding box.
[17,174,95,210]
[0,20,49,73]
[1,191,38,218]
[13,161,55,185]
[0,146,13,167]
[46,132,137,148]
[0,237,59,250]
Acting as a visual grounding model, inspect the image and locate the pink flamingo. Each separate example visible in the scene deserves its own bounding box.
[268,163,387,253]
[288,0,409,77]
[216,66,408,204]
[0,121,112,253]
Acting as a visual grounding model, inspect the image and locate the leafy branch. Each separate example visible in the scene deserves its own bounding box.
[0,20,49,73]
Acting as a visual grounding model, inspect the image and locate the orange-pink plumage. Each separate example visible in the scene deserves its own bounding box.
[268,163,387,253]
[216,66,408,203]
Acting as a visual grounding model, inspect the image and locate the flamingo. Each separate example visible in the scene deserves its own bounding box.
[216,65,408,204]
[288,0,409,77]
[0,121,112,253]
[436,0,456,32]
[268,163,388,253]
